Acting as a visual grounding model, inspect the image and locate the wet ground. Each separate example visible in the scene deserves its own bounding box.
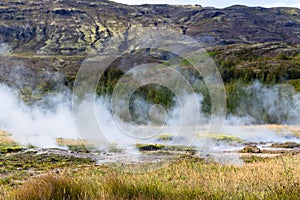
[1,125,300,167]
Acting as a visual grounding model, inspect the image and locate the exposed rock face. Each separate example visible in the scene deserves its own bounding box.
[1,0,300,94]
[0,0,300,55]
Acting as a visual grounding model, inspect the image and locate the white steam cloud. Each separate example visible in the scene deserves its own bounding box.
[0,79,300,166]
[0,84,77,147]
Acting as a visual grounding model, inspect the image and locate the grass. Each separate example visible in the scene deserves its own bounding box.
[0,131,14,144]
[56,138,123,153]
[196,133,242,142]
[10,174,89,200]
[56,138,94,153]
[271,142,300,148]
[4,154,300,200]
[1,130,300,199]
[0,150,95,200]
[285,79,300,91]
[262,124,300,137]
[136,144,196,154]
[154,133,242,143]
[208,51,221,57]
[156,134,174,141]
[0,131,23,154]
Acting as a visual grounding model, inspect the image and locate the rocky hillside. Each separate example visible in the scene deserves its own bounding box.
[0,0,300,55]
[0,0,300,101]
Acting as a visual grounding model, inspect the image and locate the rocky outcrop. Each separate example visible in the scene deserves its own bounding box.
[0,0,300,55]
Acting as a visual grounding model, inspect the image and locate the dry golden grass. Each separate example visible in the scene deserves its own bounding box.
[10,174,90,200]
[55,138,92,146]
[0,136,15,145]
[261,124,300,135]
[2,127,300,199]
[0,130,8,136]
[7,154,300,200]
[0,131,16,146]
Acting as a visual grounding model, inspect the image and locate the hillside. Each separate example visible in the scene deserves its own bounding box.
[0,0,300,123]
[0,0,300,54]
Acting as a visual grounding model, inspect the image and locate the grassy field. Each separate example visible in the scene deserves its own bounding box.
[1,130,300,200]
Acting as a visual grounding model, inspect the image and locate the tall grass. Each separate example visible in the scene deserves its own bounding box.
[8,154,300,200]
[10,174,89,200]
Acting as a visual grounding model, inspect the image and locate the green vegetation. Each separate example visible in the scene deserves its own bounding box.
[73,46,300,125]
[0,150,94,174]
[286,79,300,91]
[0,131,22,154]
[91,67,298,124]
[56,138,123,153]
[241,155,270,163]
[156,134,174,141]
[196,133,242,142]
[136,143,164,151]
[6,43,299,125]
[56,138,94,153]
[0,146,24,154]
[131,84,176,109]
[271,142,300,148]
[1,132,300,199]
[208,51,221,57]
[96,68,124,96]
[136,144,196,153]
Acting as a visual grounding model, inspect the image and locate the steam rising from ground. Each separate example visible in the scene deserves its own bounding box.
[0,84,77,147]
[0,39,298,167]
[0,80,300,165]
[227,82,300,124]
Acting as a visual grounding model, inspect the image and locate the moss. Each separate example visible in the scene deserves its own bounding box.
[56,138,97,153]
[136,144,196,154]
[0,150,94,174]
[271,142,300,149]
[0,146,25,154]
[136,144,164,151]
[180,59,191,66]
[0,177,11,186]
[286,79,300,91]
[197,133,242,142]
[208,51,221,57]
[66,145,92,153]
[0,136,24,154]
[156,134,174,141]
[277,53,291,60]
[26,144,36,149]
[241,155,268,163]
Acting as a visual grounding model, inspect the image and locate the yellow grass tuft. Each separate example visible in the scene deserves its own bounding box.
[0,130,16,146]
[10,173,90,200]
[55,138,91,146]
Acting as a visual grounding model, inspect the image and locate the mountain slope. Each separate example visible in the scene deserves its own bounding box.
[0,0,300,55]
